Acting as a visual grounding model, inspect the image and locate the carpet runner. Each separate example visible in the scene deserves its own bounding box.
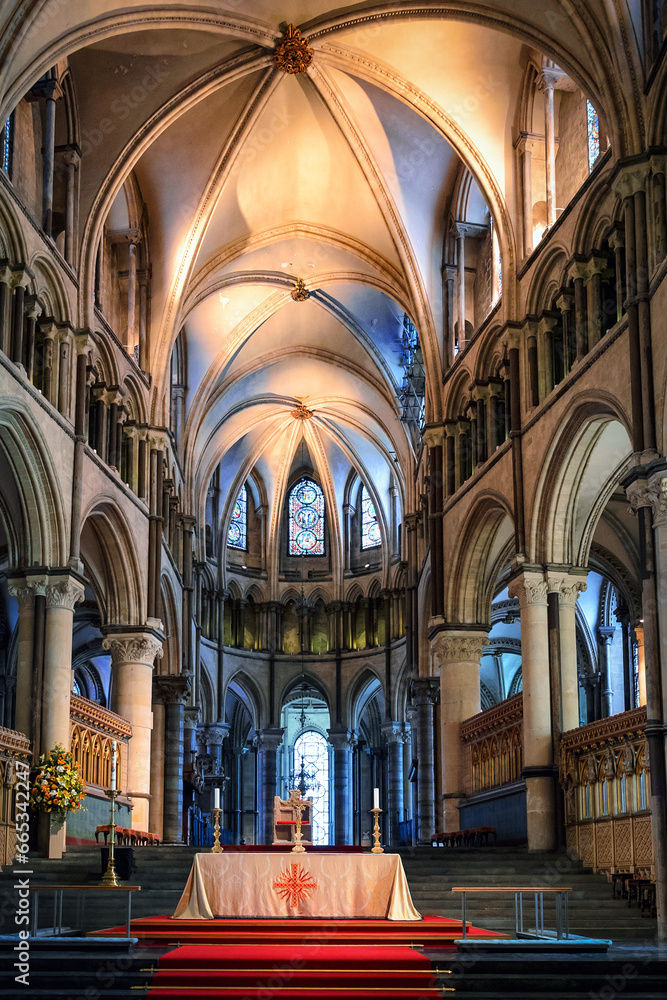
[144,943,443,998]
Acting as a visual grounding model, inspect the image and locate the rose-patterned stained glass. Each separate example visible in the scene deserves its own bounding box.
[587,100,600,172]
[289,478,325,556]
[227,484,247,550]
[361,485,381,550]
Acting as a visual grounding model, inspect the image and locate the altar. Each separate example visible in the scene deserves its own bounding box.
[172,852,421,921]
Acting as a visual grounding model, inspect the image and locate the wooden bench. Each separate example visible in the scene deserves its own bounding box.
[95,825,160,846]
[452,885,572,941]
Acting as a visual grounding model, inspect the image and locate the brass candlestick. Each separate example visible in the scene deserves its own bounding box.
[288,788,306,853]
[371,806,384,854]
[100,788,122,886]
[211,807,224,853]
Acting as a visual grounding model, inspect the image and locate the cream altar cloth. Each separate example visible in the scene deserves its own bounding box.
[173,852,421,921]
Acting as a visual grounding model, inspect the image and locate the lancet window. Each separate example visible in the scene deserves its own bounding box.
[587,100,600,171]
[228,484,247,550]
[361,485,381,550]
[288,479,325,556]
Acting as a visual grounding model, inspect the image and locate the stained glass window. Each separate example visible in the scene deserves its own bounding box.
[1,114,13,176]
[361,485,381,549]
[289,478,325,556]
[293,730,329,845]
[587,100,600,172]
[227,484,247,550]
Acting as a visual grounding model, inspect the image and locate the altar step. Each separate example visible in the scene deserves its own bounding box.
[397,847,655,941]
[89,913,503,948]
[144,943,441,998]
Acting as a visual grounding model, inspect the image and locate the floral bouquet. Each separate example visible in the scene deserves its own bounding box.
[30,744,86,814]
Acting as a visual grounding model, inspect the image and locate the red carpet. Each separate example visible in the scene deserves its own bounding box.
[146,943,442,998]
[91,913,504,948]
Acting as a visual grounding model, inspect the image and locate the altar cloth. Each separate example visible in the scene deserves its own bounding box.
[172,852,421,921]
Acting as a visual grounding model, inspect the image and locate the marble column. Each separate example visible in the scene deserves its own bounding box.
[453,223,467,350]
[432,631,487,832]
[327,727,356,845]
[382,722,408,847]
[102,629,165,831]
[508,571,556,850]
[151,674,190,843]
[410,677,439,842]
[127,241,138,355]
[517,135,540,256]
[258,728,284,845]
[547,572,587,732]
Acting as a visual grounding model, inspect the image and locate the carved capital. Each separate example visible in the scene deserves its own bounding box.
[382,723,410,746]
[44,576,85,611]
[256,727,285,752]
[508,573,548,607]
[611,164,650,201]
[102,631,164,666]
[431,630,489,669]
[327,727,357,751]
[546,572,587,606]
[204,724,229,746]
[152,673,190,704]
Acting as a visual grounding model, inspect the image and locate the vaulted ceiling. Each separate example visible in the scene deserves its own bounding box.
[0,2,642,575]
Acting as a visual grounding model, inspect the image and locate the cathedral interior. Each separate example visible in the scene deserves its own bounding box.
[0,0,666,946]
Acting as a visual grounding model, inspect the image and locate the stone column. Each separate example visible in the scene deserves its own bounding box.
[0,262,12,355]
[651,155,667,263]
[410,677,439,842]
[432,631,487,832]
[382,722,408,846]
[39,574,84,857]
[555,291,575,375]
[538,70,557,228]
[508,571,556,850]
[598,626,616,717]
[138,271,149,370]
[63,149,80,267]
[342,503,353,572]
[547,573,587,733]
[626,473,667,939]
[39,77,62,237]
[24,298,41,383]
[537,314,557,398]
[327,727,357,845]
[10,269,29,368]
[585,256,607,348]
[634,624,647,707]
[127,241,138,356]
[257,728,284,844]
[442,264,457,365]
[453,223,467,350]
[102,630,165,831]
[152,674,190,843]
[607,230,625,325]
[149,685,165,840]
[7,575,47,743]
[516,134,540,256]
[573,267,588,362]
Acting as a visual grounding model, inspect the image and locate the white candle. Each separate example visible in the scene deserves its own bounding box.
[214,787,220,810]
[373,787,379,810]
[110,741,117,791]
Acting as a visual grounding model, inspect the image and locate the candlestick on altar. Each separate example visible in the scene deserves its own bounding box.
[373,786,379,810]
[211,807,224,853]
[110,740,117,791]
[371,806,384,854]
[288,788,307,853]
[100,787,122,885]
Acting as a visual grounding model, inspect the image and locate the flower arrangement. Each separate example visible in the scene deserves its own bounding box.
[30,744,86,815]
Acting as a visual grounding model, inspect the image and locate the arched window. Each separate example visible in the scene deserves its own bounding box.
[288,478,325,556]
[587,100,600,172]
[360,485,381,550]
[293,730,329,845]
[228,484,247,550]
[1,113,13,176]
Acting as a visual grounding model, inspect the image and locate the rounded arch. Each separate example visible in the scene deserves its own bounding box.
[530,397,633,566]
[0,405,67,568]
[79,497,143,624]
[447,492,515,625]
